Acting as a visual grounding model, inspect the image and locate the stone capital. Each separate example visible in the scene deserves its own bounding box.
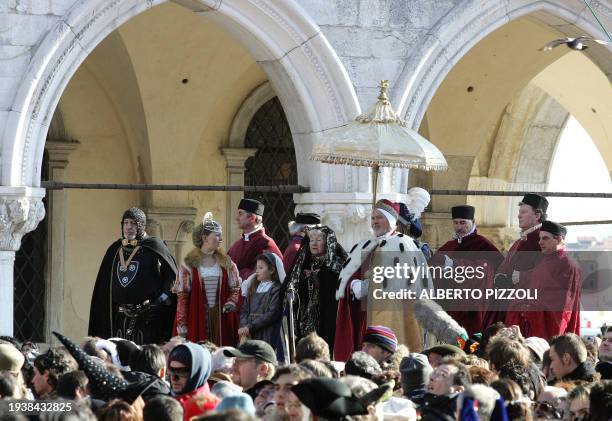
[45,139,80,169]
[0,187,46,251]
[221,148,258,170]
[144,207,198,244]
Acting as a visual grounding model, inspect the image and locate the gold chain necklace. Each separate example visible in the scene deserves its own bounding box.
[119,246,141,271]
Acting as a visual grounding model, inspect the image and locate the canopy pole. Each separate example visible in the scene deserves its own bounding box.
[372,164,380,209]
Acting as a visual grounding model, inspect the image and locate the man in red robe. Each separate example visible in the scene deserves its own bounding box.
[228,198,282,280]
[429,205,504,335]
[333,200,399,360]
[505,221,581,339]
[283,212,321,273]
[334,199,428,360]
[494,193,548,323]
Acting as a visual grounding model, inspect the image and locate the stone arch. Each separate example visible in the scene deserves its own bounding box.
[2,0,359,188]
[228,81,276,148]
[394,0,612,130]
[468,84,569,229]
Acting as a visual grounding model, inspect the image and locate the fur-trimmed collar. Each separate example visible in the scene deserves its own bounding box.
[184,248,231,271]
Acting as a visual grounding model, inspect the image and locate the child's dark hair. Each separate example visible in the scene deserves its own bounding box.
[248,254,280,297]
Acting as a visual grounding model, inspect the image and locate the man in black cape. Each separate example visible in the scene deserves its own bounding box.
[88,207,178,344]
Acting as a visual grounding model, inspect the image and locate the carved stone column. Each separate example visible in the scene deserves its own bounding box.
[221,148,257,243]
[45,139,79,341]
[145,207,197,266]
[0,187,46,336]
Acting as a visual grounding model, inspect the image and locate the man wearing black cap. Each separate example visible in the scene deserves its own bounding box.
[491,193,548,328]
[89,207,178,344]
[283,212,321,272]
[505,221,581,340]
[429,205,504,335]
[495,193,548,287]
[223,340,277,399]
[228,199,282,280]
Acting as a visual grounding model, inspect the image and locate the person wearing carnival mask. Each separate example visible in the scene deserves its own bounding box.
[172,212,242,346]
[228,198,283,281]
[88,207,177,344]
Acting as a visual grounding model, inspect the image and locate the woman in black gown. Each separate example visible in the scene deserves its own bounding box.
[286,226,347,352]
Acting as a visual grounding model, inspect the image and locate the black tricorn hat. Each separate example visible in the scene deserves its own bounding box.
[540,220,567,237]
[520,193,548,213]
[238,198,264,216]
[295,212,321,225]
[451,205,475,220]
[52,332,159,403]
[291,378,393,420]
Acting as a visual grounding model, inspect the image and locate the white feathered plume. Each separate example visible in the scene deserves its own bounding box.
[203,211,213,224]
[406,187,430,219]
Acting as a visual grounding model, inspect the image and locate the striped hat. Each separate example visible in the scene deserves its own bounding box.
[362,325,398,353]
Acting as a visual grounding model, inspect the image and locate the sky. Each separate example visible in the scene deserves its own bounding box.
[547,116,612,242]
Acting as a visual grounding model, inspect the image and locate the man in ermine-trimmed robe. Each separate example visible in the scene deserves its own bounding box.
[227,198,283,281]
[505,221,581,340]
[334,199,430,361]
[428,205,504,335]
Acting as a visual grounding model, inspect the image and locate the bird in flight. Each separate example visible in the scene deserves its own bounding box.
[540,36,609,51]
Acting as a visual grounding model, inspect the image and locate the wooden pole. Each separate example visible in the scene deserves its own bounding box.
[372,164,380,208]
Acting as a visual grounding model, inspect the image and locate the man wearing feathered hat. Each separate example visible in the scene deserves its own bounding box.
[228,198,282,280]
[89,207,178,344]
[334,198,431,360]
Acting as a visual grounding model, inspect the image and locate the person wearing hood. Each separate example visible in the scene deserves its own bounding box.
[52,332,171,409]
[239,253,284,349]
[168,342,219,420]
[89,207,178,344]
[283,212,321,273]
[284,225,347,353]
[400,353,433,406]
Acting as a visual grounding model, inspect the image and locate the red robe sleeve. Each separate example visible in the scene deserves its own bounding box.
[283,237,302,273]
[506,251,581,340]
[333,270,367,361]
[429,233,504,334]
